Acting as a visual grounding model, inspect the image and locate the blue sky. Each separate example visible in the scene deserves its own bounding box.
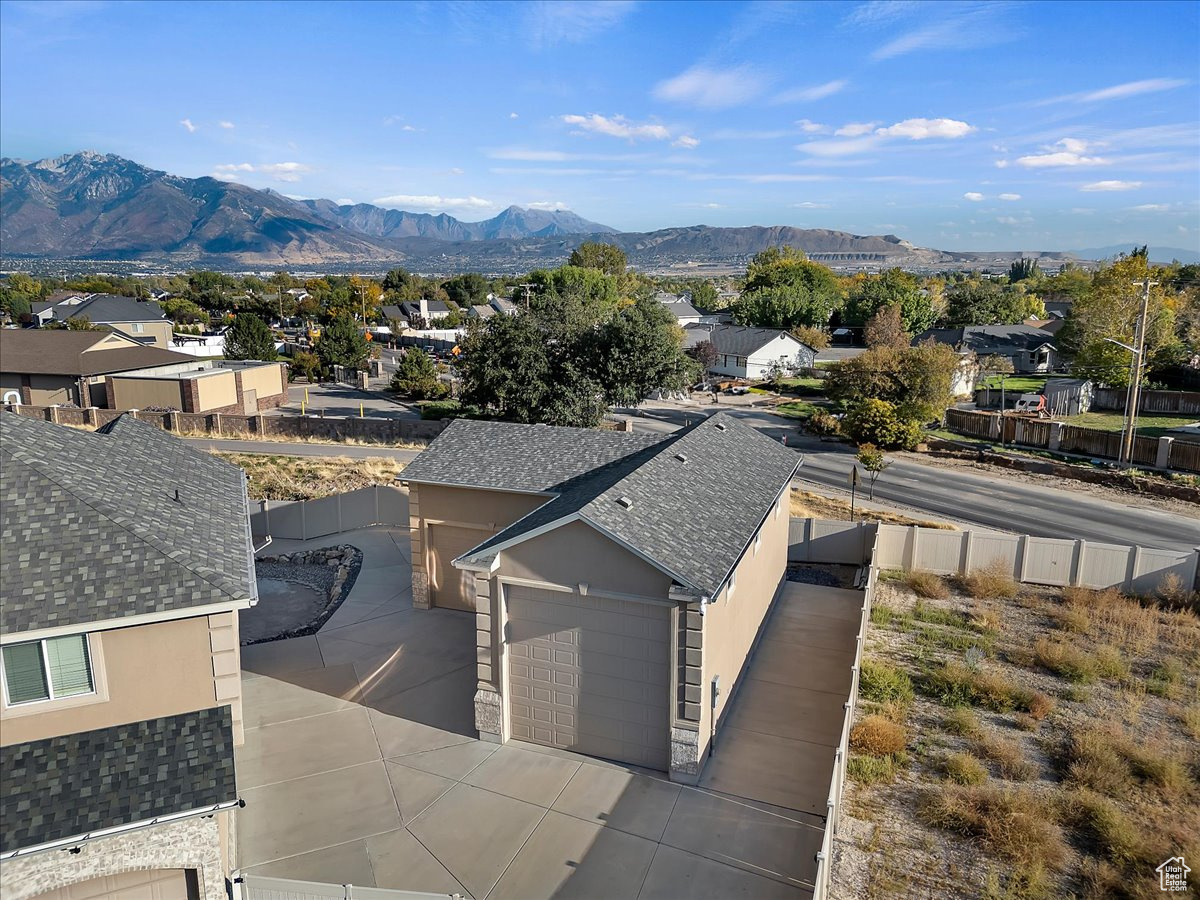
[2,0,1197,252]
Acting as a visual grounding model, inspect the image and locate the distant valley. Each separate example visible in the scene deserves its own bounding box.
[1,151,1189,273]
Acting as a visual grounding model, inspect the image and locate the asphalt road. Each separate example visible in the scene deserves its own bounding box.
[191,421,1198,553]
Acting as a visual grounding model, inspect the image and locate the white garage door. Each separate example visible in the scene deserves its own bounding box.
[35,868,193,900]
[506,585,671,770]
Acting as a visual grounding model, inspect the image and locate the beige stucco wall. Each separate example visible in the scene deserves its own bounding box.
[698,489,789,755]
[111,321,173,349]
[107,376,185,411]
[235,363,284,399]
[26,374,79,406]
[2,617,218,746]
[499,520,674,600]
[194,372,237,411]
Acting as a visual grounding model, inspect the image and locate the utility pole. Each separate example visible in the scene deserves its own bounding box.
[517,282,535,310]
[1120,278,1156,464]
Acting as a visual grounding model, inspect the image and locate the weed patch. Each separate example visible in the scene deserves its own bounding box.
[920,785,1068,872]
[1034,638,1098,684]
[848,752,900,785]
[960,561,1019,600]
[851,715,907,756]
[860,659,915,706]
[943,752,988,785]
[906,571,950,600]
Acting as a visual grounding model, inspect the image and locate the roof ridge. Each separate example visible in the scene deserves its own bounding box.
[2,422,247,604]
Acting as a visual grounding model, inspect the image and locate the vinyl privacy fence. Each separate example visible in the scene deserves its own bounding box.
[250,486,408,540]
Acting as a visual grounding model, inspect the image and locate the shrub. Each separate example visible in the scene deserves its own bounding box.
[974,733,1037,781]
[1066,790,1144,867]
[860,659,915,706]
[1060,730,1133,796]
[1025,692,1055,721]
[842,398,922,450]
[847,753,898,785]
[906,570,950,600]
[1181,704,1200,741]
[922,660,1019,711]
[1092,644,1129,681]
[851,715,907,756]
[1034,638,1097,683]
[1147,657,1184,698]
[1050,604,1090,633]
[1156,572,1199,611]
[870,602,895,626]
[961,560,1019,600]
[920,785,1068,871]
[806,409,842,436]
[944,752,988,785]
[417,399,464,420]
[943,707,981,737]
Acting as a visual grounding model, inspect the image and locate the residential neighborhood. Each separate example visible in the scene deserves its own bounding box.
[1,2,1198,897]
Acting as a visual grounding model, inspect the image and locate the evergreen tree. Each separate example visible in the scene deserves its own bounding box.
[315,315,369,371]
[390,349,446,399]
[224,313,278,360]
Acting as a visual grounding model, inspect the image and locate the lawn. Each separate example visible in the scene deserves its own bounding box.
[976,375,1048,394]
[833,570,1200,899]
[774,399,823,419]
[1064,411,1196,439]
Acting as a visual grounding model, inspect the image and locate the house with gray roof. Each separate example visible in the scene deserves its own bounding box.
[684,324,816,380]
[0,413,255,897]
[401,413,801,783]
[914,324,1059,373]
[33,293,174,348]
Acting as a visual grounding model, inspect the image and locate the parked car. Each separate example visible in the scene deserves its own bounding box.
[727,385,750,395]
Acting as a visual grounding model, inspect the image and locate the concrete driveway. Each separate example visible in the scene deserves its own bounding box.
[237,526,858,898]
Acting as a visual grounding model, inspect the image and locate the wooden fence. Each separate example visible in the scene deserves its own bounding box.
[943,408,1199,474]
[1093,388,1200,415]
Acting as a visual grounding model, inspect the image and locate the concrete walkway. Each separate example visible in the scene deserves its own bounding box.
[237,527,858,898]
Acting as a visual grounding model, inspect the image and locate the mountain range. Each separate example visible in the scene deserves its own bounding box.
[1,151,1180,271]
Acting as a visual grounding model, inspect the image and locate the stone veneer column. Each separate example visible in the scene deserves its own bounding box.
[408,485,430,609]
[473,572,503,742]
[669,587,705,783]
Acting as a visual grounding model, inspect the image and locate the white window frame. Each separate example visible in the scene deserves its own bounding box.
[131,322,145,333]
[1,633,107,713]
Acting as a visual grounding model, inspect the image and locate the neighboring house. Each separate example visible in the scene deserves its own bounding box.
[380,304,409,327]
[489,296,519,315]
[285,288,311,302]
[469,304,496,320]
[401,413,800,783]
[400,300,451,323]
[683,324,817,380]
[106,359,289,415]
[0,330,196,407]
[33,294,174,348]
[914,324,1059,374]
[0,413,256,899]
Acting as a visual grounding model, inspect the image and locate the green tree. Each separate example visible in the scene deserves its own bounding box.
[943,280,1043,326]
[842,399,922,450]
[1058,252,1180,386]
[390,349,447,400]
[527,265,621,337]
[789,325,831,350]
[863,304,910,351]
[824,343,960,423]
[735,246,842,328]
[855,444,891,500]
[442,273,490,306]
[844,269,935,333]
[224,313,278,361]
[568,242,627,276]
[315,315,369,371]
[289,350,321,383]
[56,316,105,331]
[587,296,694,406]
[161,297,210,326]
[1007,258,1041,283]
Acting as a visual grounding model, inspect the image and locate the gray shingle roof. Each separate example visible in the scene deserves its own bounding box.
[1,413,254,635]
[683,324,813,356]
[57,294,167,324]
[457,413,800,598]
[915,324,1056,353]
[401,418,665,494]
[1,706,236,853]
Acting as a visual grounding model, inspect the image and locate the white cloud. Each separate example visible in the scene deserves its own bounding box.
[219,121,234,129]
[1015,138,1109,168]
[797,136,881,157]
[561,113,670,141]
[844,1,923,28]
[875,117,975,139]
[653,64,768,109]
[525,0,636,48]
[1080,180,1142,192]
[998,193,1021,201]
[527,201,569,210]
[793,201,831,209]
[1042,77,1189,105]
[963,192,985,202]
[796,119,827,133]
[212,161,312,182]
[446,167,465,175]
[400,125,420,132]
[996,216,1030,226]
[1131,203,1169,211]
[335,198,355,206]
[672,135,700,149]
[994,159,1009,168]
[835,122,877,137]
[372,193,494,210]
[774,79,848,104]
[509,112,519,119]
[180,118,196,133]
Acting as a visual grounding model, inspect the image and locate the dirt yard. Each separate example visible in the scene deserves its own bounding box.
[831,568,1200,900]
[215,452,404,501]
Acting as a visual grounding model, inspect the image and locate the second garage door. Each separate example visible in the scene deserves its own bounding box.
[505,585,671,770]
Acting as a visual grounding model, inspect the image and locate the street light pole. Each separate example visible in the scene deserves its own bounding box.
[1120,278,1155,464]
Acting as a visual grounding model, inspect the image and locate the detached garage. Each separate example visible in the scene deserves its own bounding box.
[401,414,799,783]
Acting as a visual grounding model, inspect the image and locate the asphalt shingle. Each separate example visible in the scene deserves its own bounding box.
[0,706,237,853]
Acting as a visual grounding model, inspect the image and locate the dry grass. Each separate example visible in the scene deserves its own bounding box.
[185,428,424,449]
[906,570,950,600]
[1060,726,1192,799]
[851,715,907,756]
[974,732,1037,781]
[942,706,981,737]
[960,560,1019,600]
[216,452,404,501]
[920,785,1068,873]
[859,659,915,706]
[943,751,988,785]
[788,489,957,529]
[1034,638,1099,684]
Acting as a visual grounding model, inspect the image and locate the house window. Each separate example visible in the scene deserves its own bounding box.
[132,323,144,333]
[2,635,94,706]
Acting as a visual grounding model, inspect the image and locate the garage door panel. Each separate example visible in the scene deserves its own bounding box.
[506,585,670,771]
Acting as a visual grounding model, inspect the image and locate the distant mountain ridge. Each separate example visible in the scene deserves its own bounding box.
[1073,244,1200,265]
[0,151,1114,271]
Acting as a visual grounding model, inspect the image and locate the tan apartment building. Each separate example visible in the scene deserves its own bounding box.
[0,413,258,899]
[400,413,799,783]
[106,359,289,415]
